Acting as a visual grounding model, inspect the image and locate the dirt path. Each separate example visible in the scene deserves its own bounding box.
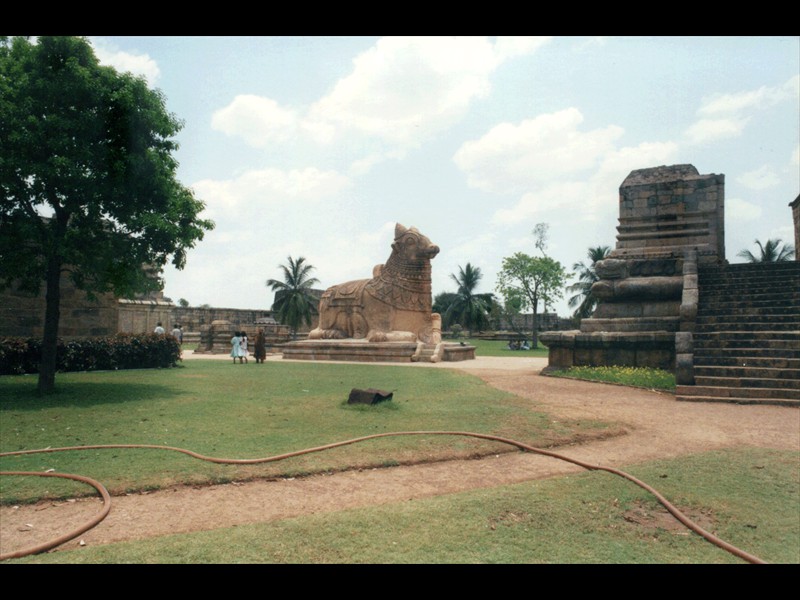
[2,355,798,557]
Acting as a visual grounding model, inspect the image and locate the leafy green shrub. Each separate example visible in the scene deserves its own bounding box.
[0,334,180,375]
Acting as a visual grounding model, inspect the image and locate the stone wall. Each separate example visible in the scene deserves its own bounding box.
[117,299,174,334]
[171,306,276,333]
[0,275,118,339]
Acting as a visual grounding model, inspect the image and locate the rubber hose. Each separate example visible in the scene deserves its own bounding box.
[0,431,767,564]
[0,471,111,560]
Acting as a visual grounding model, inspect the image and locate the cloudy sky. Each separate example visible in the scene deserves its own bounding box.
[91,36,799,316]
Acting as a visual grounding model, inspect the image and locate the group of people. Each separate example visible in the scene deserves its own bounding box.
[507,339,531,351]
[231,329,267,364]
[154,322,268,364]
[154,322,183,343]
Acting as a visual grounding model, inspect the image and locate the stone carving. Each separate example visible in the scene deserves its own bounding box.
[309,224,440,343]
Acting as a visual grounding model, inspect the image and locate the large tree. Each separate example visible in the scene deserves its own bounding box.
[0,36,214,393]
[495,252,567,349]
[566,245,611,320]
[266,256,320,339]
[737,239,795,263]
[444,263,494,333]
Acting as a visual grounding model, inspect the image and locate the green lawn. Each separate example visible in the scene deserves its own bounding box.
[547,366,676,392]
[3,361,796,564]
[7,448,798,564]
[461,338,549,358]
[0,360,617,503]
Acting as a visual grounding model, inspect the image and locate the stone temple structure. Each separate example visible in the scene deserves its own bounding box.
[541,164,725,374]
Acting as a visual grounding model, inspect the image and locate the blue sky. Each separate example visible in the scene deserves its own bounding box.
[90,36,799,316]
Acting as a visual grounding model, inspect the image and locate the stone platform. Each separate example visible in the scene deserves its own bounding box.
[281,339,475,363]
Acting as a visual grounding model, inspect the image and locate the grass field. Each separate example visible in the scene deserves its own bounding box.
[7,448,798,564]
[0,360,618,503]
[2,359,796,564]
[459,338,549,358]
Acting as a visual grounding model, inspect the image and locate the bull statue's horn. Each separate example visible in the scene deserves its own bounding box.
[394,223,408,238]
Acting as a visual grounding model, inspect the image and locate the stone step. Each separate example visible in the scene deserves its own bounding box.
[693,365,800,380]
[699,263,800,275]
[698,289,800,300]
[676,385,800,400]
[694,375,800,389]
[702,277,799,283]
[693,330,800,340]
[695,319,800,330]
[674,394,800,407]
[697,304,799,316]
[692,356,800,369]
[694,347,800,359]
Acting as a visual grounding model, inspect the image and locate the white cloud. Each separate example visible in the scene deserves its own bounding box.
[192,167,351,216]
[211,95,298,146]
[697,75,799,116]
[684,117,748,145]
[685,74,799,145]
[454,108,625,195]
[737,165,780,190]
[307,37,493,147]
[208,36,549,176]
[304,36,545,149]
[726,197,763,221]
[493,36,552,62]
[492,182,589,225]
[91,38,160,86]
[791,145,799,166]
[485,134,678,226]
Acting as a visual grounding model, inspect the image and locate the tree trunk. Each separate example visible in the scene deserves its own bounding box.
[531,306,539,349]
[38,253,62,393]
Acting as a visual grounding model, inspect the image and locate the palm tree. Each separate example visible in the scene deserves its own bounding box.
[433,292,459,329]
[445,263,494,333]
[266,256,320,339]
[567,245,611,320]
[737,239,795,263]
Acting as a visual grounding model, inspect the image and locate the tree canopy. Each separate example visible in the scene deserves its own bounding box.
[266,256,320,339]
[441,263,494,332]
[737,239,795,263]
[0,36,214,392]
[567,245,611,320]
[495,252,567,348]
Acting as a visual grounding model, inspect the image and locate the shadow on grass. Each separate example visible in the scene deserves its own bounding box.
[0,379,183,410]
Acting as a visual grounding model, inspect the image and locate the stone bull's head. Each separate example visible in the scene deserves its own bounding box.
[391,223,440,262]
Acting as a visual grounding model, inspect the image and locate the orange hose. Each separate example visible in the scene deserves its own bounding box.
[0,471,111,561]
[0,432,767,563]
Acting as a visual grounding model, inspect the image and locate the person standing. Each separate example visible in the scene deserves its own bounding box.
[254,328,267,363]
[240,331,249,364]
[154,322,165,334]
[231,331,242,364]
[171,324,183,343]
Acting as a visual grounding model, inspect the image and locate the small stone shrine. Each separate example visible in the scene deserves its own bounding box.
[541,164,725,373]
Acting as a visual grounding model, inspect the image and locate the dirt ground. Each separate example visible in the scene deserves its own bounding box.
[2,353,798,558]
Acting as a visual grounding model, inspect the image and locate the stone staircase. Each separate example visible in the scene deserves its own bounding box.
[675,262,800,406]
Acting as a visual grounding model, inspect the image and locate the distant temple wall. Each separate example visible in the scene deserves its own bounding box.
[0,275,118,339]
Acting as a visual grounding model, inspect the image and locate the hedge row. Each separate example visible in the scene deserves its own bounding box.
[0,333,181,375]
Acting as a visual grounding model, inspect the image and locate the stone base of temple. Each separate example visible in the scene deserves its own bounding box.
[281,339,475,363]
[539,330,675,372]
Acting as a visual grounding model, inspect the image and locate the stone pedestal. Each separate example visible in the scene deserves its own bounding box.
[194,319,236,354]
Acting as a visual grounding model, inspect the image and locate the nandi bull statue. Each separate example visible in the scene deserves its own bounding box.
[309,223,442,345]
